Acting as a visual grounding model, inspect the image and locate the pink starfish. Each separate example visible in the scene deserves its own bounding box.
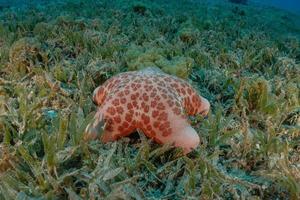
[85,67,210,153]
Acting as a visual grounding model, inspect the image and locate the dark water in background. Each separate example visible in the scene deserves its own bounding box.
[0,0,300,14]
[252,0,300,15]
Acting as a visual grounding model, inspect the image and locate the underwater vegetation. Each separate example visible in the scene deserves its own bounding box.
[125,44,194,79]
[0,0,299,199]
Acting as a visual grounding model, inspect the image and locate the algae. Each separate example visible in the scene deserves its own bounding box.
[126,44,194,79]
[8,37,47,75]
[0,0,299,199]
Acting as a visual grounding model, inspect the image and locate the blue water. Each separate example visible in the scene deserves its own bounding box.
[252,0,300,14]
[1,0,300,14]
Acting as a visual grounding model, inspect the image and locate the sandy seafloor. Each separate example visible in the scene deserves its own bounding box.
[0,0,299,199]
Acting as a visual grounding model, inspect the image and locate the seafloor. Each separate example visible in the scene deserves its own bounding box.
[0,0,299,199]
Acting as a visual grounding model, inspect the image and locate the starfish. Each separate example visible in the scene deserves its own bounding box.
[85,67,210,153]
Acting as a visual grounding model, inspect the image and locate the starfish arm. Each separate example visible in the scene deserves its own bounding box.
[177,86,210,117]
[197,96,210,116]
[92,85,107,106]
[151,112,200,153]
[92,75,122,106]
[172,125,200,154]
[184,93,210,117]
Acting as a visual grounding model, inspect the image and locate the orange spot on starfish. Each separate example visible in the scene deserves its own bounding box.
[152,110,159,118]
[113,115,122,123]
[150,100,157,108]
[153,121,160,128]
[127,103,133,110]
[120,98,126,104]
[172,107,181,115]
[124,89,130,95]
[142,93,149,101]
[141,113,150,124]
[157,102,165,110]
[116,106,124,114]
[125,113,133,122]
[107,107,116,116]
[162,128,172,137]
[112,98,120,106]
[158,112,168,121]
[122,121,129,128]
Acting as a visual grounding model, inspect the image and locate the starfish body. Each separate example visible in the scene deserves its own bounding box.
[85,67,210,153]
